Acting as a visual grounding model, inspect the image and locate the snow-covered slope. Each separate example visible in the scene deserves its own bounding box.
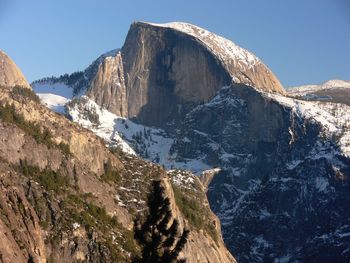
[32,82,72,114]
[287,79,350,104]
[30,21,349,262]
[66,96,211,174]
[32,50,120,113]
[288,79,350,95]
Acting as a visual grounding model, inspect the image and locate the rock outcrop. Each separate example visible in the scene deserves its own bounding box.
[87,52,128,117]
[0,50,31,89]
[164,173,236,263]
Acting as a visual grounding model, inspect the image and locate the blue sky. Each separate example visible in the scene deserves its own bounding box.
[0,0,349,87]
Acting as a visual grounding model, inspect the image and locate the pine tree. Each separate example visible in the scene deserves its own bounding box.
[134,180,189,263]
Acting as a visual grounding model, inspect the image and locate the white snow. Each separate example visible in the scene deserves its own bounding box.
[169,170,196,189]
[33,81,73,114]
[37,93,70,114]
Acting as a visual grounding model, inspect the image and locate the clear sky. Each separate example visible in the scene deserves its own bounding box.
[0,0,349,87]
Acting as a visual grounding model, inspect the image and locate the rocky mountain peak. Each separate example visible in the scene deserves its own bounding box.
[86,21,284,127]
[0,50,31,89]
[133,21,284,93]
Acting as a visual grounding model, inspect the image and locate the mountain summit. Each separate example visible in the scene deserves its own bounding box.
[87,21,284,126]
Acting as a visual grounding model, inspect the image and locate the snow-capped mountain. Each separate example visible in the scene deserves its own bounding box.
[288,79,350,105]
[32,22,350,262]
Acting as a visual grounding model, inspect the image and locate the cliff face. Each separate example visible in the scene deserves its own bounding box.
[121,22,232,126]
[87,21,284,127]
[0,50,31,89]
[87,52,128,117]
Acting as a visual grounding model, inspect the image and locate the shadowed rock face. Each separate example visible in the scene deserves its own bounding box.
[0,50,31,89]
[87,21,284,127]
[170,84,350,262]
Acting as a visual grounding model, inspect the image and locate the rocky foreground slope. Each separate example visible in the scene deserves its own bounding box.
[0,54,236,262]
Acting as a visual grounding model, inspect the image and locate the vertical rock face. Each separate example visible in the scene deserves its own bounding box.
[121,22,232,126]
[87,52,128,117]
[0,50,31,89]
[86,21,284,127]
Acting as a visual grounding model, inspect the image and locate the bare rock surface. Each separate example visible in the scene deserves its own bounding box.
[0,50,31,89]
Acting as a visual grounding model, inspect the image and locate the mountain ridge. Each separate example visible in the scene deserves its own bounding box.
[287,79,350,105]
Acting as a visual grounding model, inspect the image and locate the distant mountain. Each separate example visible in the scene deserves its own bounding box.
[288,79,350,105]
[0,50,31,89]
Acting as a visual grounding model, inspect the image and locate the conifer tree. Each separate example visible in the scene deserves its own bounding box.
[134,180,189,263]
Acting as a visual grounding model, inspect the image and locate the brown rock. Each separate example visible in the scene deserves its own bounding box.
[87,52,128,117]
